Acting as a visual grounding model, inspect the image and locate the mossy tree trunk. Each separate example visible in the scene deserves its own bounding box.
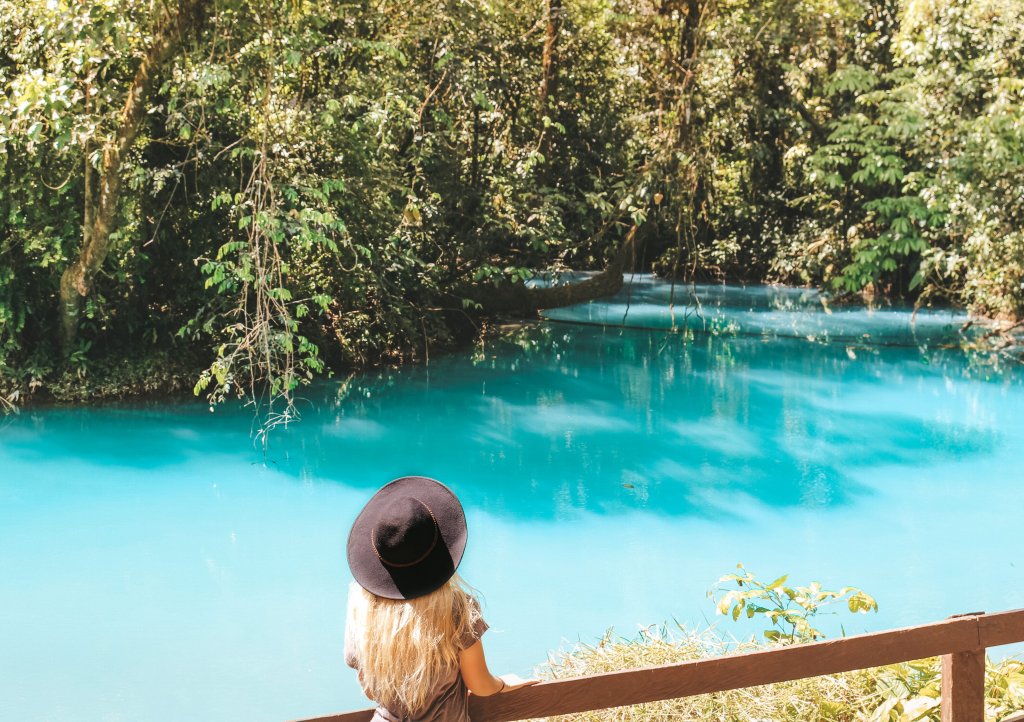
[539,0,562,178]
[59,0,201,352]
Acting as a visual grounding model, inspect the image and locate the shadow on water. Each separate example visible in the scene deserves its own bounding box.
[0,402,258,470]
[267,323,1006,520]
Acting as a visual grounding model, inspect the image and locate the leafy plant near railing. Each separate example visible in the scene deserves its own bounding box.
[710,563,878,643]
[543,568,1022,722]
[857,655,1024,722]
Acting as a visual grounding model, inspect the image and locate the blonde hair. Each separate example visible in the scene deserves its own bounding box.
[345,574,481,716]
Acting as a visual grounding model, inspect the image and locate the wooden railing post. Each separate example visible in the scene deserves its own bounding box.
[940,648,985,722]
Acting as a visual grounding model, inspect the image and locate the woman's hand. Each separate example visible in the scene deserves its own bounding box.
[498,673,539,692]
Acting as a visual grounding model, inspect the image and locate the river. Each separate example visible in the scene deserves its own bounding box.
[2,279,1021,722]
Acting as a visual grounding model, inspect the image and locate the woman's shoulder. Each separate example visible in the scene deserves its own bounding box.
[456,592,488,650]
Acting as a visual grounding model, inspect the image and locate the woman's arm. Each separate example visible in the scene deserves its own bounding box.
[458,640,537,696]
[458,640,504,696]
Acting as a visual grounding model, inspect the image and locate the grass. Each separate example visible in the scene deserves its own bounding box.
[531,623,1024,722]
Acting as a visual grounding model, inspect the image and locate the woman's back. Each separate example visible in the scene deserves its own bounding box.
[344,577,488,721]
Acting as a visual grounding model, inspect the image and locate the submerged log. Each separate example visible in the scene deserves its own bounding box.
[467,225,639,317]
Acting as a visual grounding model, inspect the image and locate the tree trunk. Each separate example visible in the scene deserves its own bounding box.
[674,0,705,147]
[59,0,200,351]
[538,0,563,173]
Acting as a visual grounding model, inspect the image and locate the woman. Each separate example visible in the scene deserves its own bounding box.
[344,476,536,721]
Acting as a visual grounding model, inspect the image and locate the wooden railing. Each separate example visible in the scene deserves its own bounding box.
[295,608,1024,722]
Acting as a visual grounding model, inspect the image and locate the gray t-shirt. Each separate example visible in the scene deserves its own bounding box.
[345,608,489,722]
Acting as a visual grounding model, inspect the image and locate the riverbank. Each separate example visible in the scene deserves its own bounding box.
[0,314,508,411]
[0,349,202,410]
[5,282,1023,414]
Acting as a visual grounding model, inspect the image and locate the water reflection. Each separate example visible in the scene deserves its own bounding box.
[539,274,977,345]
[269,323,1013,520]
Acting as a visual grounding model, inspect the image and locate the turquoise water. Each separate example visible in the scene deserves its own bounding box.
[2,282,1023,722]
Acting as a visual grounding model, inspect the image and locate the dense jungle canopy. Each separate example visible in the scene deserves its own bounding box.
[1,0,1023,414]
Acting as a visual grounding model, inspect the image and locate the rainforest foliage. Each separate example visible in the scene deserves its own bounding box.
[2,0,1023,410]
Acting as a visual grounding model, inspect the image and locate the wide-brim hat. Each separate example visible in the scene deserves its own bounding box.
[347,476,467,600]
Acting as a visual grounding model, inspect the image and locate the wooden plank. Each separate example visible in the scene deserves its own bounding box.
[292,609,1024,722]
[978,608,1024,648]
[941,649,985,722]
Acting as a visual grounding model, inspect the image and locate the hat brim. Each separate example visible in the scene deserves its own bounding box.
[347,476,467,600]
